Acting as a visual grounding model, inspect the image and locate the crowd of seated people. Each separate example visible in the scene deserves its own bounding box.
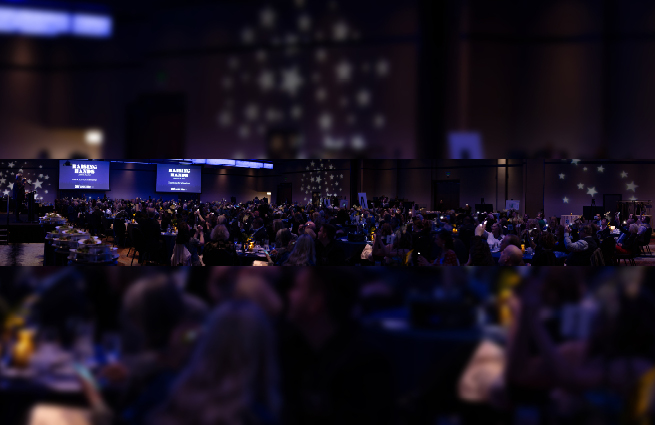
[1,268,654,425]
[51,197,653,266]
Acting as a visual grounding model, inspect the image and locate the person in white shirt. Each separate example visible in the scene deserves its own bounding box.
[485,223,505,251]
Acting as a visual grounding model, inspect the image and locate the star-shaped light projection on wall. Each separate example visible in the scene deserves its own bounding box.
[0,161,54,203]
[560,160,645,206]
[299,159,344,202]
[215,0,393,154]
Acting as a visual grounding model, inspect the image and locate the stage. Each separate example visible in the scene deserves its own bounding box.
[0,214,56,244]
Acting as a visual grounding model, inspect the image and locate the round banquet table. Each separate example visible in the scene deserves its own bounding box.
[491,249,568,264]
[336,238,370,260]
[236,250,268,266]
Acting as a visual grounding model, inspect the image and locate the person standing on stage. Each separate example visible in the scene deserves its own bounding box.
[13,173,26,222]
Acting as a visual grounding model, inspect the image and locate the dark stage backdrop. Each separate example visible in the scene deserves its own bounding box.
[0,160,58,205]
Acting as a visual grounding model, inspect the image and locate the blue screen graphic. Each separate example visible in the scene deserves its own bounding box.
[59,160,110,190]
[156,164,202,193]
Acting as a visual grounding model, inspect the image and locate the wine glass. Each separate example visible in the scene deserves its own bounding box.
[102,333,121,364]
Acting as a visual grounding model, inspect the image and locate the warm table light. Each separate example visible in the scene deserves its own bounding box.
[13,329,35,369]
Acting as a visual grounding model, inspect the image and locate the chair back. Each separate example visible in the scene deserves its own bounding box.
[591,248,605,266]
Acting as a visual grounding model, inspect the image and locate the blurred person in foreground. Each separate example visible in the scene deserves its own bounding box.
[279,268,395,425]
[506,268,655,425]
[82,274,208,425]
[148,300,280,425]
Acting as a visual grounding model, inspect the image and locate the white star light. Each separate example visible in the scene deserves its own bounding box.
[0,178,5,185]
[8,183,13,190]
[241,27,255,44]
[244,104,260,121]
[260,8,276,28]
[621,171,628,178]
[239,126,251,139]
[38,174,43,178]
[298,14,311,31]
[258,70,275,92]
[291,106,303,120]
[310,161,315,167]
[44,175,49,180]
[627,181,639,192]
[281,67,303,96]
[218,111,233,127]
[563,197,569,204]
[374,115,386,128]
[45,190,48,194]
[578,183,585,189]
[597,165,605,173]
[376,59,390,77]
[26,179,31,184]
[336,60,353,82]
[583,167,588,171]
[33,179,42,189]
[571,159,580,165]
[319,113,333,131]
[2,190,9,196]
[356,90,371,107]
[559,173,565,179]
[587,187,598,197]
[266,108,281,122]
[8,162,14,168]
[333,21,349,41]
[629,196,638,201]
[39,165,42,168]
[352,135,366,150]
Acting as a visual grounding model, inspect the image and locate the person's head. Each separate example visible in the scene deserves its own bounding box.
[275,228,292,250]
[16,173,22,181]
[317,224,336,243]
[304,228,316,239]
[629,223,639,234]
[500,234,521,252]
[252,218,264,229]
[469,238,495,266]
[499,245,524,266]
[284,234,316,266]
[381,223,392,237]
[601,218,608,227]
[541,232,556,250]
[288,269,359,329]
[121,274,187,352]
[580,224,593,238]
[176,223,191,245]
[491,223,501,237]
[151,300,279,425]
[436,230,454,251]
[210,224,230,241]
[272,219,285,235]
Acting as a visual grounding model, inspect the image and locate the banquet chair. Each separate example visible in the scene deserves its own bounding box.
[590,248,605,266]
[600,237,616,266]
[101,216,114,244]
[113,220,126,247]
[130,228,153,266]
[638,228,653,256]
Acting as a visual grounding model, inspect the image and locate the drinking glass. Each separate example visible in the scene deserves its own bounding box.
[102,333,121,364]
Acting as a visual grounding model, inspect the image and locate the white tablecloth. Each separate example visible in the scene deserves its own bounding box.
[561,215,582,226]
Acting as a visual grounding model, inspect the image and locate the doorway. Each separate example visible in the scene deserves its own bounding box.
[277,183,292,205]
[433,180,460,211]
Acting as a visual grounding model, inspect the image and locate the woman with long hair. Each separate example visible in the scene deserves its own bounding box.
[282,234,316,266]
[149,301,280,425]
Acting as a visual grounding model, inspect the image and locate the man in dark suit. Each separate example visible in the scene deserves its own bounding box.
[13,174,26,222]
[250,218,268,244]
[316,224,346,266]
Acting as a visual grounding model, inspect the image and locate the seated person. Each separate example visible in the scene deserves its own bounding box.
[564,224,597,266]
[498,244,525,266]
[616,223,639,255]
[597,218,611,240]
[202,224,236,266]
[315,224,346,266]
